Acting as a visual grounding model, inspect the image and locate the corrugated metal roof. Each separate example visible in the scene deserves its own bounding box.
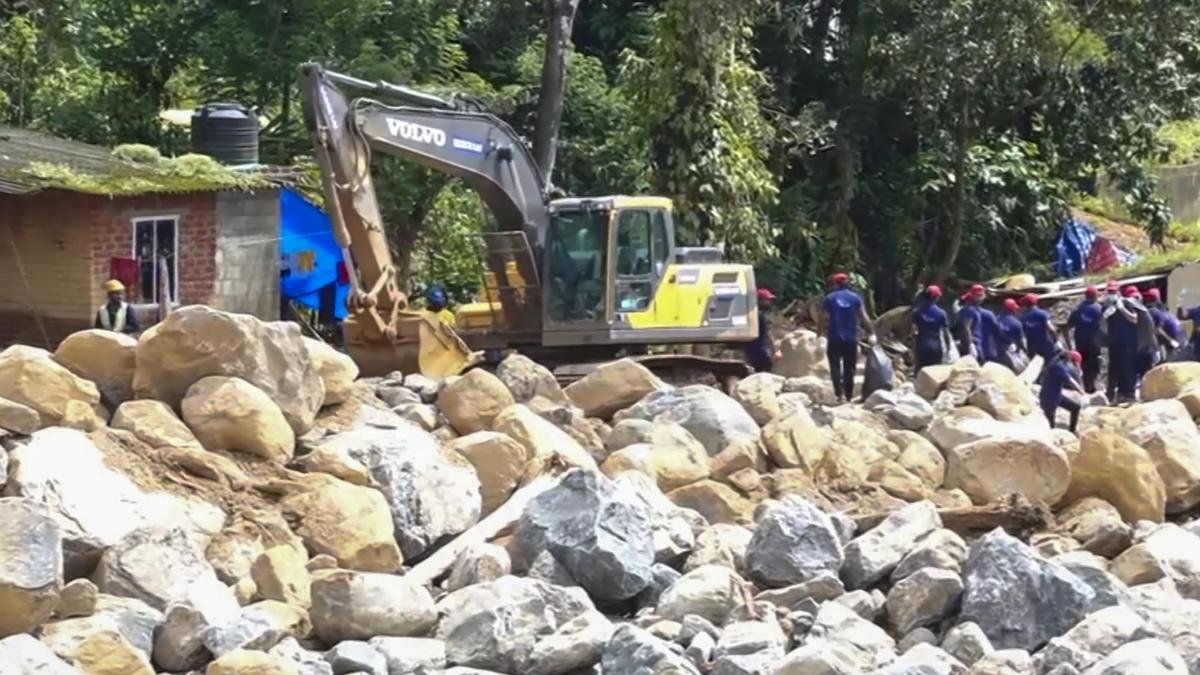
[0,125,277,195]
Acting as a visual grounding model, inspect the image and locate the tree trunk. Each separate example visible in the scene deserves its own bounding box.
[934,113,970,285]
[532,0,581,189]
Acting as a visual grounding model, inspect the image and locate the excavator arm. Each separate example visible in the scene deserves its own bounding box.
[299,63,550,376]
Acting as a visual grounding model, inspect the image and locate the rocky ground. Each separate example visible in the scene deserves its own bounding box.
[0,305,1198,675]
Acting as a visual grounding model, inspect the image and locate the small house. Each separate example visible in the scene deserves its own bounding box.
[0,126,284,347]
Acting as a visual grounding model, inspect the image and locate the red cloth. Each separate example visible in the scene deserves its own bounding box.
[336,261,350,286]
[109,257,139,290]
[1086,237,1119,273]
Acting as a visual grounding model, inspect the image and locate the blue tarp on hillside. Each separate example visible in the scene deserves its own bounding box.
[1054,217,1098,279]
[279,187,348,319]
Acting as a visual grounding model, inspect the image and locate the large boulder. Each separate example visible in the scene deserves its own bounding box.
[1118,400,1200,513]
[0,345,106,428]
[885,567,964,635]
[842,501,941,589]
[0,396,39,435]
[667,480,753,526]
[945,437,1070,506]
[565,358,666,419]
[0,498,62,637]
[761,409,830,473]
[526,611,613,675]
[182,376,295,462]
[53,329,138,410]
[733,373,785,425]
[864,387,935,431]
[4,428,222,577]
[804,602,898,670]
[655,565,747,625]
[743,495,843,588]
[775,329,829,379]
[601,423,709,492]
[1077,639,1189,675]
[92,526,232,612]
[600,624,700,675]
[132,306,324,435]
[302,338,358,406]
[207,649,304,675]
[40,614,154,675]
[0,634,79,673]
[967,362,1038,422]
[1143,362,1200,401]
[110,400,202,450]
[1110,523,1200,599]
[960,528,1095,651]
[438,575,593,673]
[497,353,567,404]
[890,431,946,490]
[684,524,753,573]
[915,364,953,401]
[1065,430,1166,523]
[279,474,402,573]
[926,406,1050,454]
[514,470,654,604]
[1038,605,1152,674]
[492,404,597,477]
[307,425,480,560]
[310,570,435,643]
[614,385,759,456]
[446,431,528,515]
[438,369,516,435]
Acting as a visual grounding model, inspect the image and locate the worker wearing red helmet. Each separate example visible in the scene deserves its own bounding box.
[1065,285,1104,393]
[956,284,987,361]
[911,284,948,370]
[995,298,1026,370]
[1041,350,1086,433]
[822,272,875,402]
[1103,282,1140,403]
[1144,287,1186,359]
[1020,293,1059,361]
[745,288,780,373]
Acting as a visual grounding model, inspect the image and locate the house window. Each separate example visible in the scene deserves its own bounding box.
[132,216,178,303]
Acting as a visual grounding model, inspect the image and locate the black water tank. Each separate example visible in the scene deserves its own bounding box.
[191,103,259,165]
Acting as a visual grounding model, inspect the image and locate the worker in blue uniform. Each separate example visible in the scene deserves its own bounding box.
[746,288,779,373]
[996,298,1026,371]
[822,272,875,403]
[1145,288,1185,361]
[1105,284,1141,403]
[911,284,948,371]
[957,284,986,360]
[1065,285,1104,393]
[1020,293,1059,362]
[1041,350,1085,433]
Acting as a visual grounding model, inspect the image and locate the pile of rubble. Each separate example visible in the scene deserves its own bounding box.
[0,309,1197,675]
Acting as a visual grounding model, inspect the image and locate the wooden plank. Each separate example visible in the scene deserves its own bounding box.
[405,473,561,588]
[851,495,1054,540]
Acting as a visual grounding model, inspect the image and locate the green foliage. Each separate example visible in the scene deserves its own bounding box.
[408,182,488,303]
[13,151,268,195]
[1159,120,1200,166]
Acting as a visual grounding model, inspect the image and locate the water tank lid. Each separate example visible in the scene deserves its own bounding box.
[193,103,256,120]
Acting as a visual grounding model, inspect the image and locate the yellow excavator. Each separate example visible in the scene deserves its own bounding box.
[300,64,761,381]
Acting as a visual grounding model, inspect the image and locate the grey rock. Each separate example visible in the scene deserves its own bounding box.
[438,576,593,673]
[154,600,236,672]
[940,622,992,667]
[611,472,697,565]
[203,600,310,657]
[961,529,1095,652]
[403,373,441,402]
[0,634,78,674]
[375,378,421,407]
[1057,561,1131,613]
[886,568,964,635]
[0,497,62,636]
[92,525,231,612]
[93,594,164,660]
[836,589,884,621]
[787,610,816,642]
[599,624,701,674]
[1077,639,1187,675]
[527,611,614,675]
[712,621,787,675]
[310,425,480,560]
[865,388,935,431]
[497,353,566,404]
[743,496,843,588]
[970,649,1034,675]
[270,636,334,675]
[843,501,941,589]
[1039,606,1152,674]
[613,385,759,455]
[772,637,878,674]
[606,419,656,452]
[326,641,387,675]
[310,570,436,643]
[686,632,716,669]
[755,573,845,610]
[515,469,655,605]
[0,444,7,485]
[445,543,511,592]
[892,529,969,583]
[899,628,938,653]
[391,403,438,431]
[368,637,446,674]
[871,643,966,675]
[678,615,721,645]
[636,563,682,608]
[807,601,898,670]
[684,524,752,574]
[657,565,747,625]
[528,550,579,587]
[830,512,858,547]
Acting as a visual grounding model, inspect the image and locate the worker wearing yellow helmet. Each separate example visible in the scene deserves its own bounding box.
[95,279,140,334]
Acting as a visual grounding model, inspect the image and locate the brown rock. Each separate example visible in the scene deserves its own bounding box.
[492,404,597,481]
[207,649,303,675]
[1143,362,1200,401]
[869,461,930,502]
[647,423,711,491]
[1056,498,1132,558]
[0,395,40,435]
[890,430,946,489]
[733,373,785,425]
[53,329,137,410]
[943,357,982,405]
[251,546,311,609]
[182,376,295,462]
[438,369,515,435]
[945,437,1070,506]
[280,474,403,573]
[668,481,752,525]
[302,337,358,406]
[967,362,1038,422]
[1110,523,1200,598]
[111,399,202,449]
[55,579,98,618]
[293,444,373,486]
[775,330,829,379]
[234,576,258,605]
[762,410,828,472]
[727,468,768,501]
[710,438,767,480]
[132,306,324,435]
[0,345,106,428]
[446,431,528,514]
[41,615,154,675]
[915,364,953,401]
[496,353,567,404]
[1064,430,1166,523]
[1119,400,1200,513]
[564,358,666,418]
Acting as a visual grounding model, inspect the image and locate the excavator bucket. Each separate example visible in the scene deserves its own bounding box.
[343,311,477,378]
[416,314,478,378]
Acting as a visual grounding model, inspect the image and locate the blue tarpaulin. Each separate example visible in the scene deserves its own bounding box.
[279,187,348,319]
[1054,217,1098,279]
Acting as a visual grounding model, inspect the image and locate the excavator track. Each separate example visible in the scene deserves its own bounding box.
[550,353,753,393]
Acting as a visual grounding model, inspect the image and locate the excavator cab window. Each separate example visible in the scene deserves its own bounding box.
[546,208,608,323]
[615,207,672,313]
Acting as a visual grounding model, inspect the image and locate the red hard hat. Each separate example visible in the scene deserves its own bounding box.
[1021,293,1039,307]
[969,284,986,297]
[1145,288,1161,301]
[757,288,776,302]
[1003,298,1019,313]
[1123,285,1139,298]
[1085,285,1098,299]
[833,272,850,286]
[926,284,943,299]
[1068,350,1083,365]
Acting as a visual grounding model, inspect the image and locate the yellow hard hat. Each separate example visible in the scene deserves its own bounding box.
[104,279,125,293]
